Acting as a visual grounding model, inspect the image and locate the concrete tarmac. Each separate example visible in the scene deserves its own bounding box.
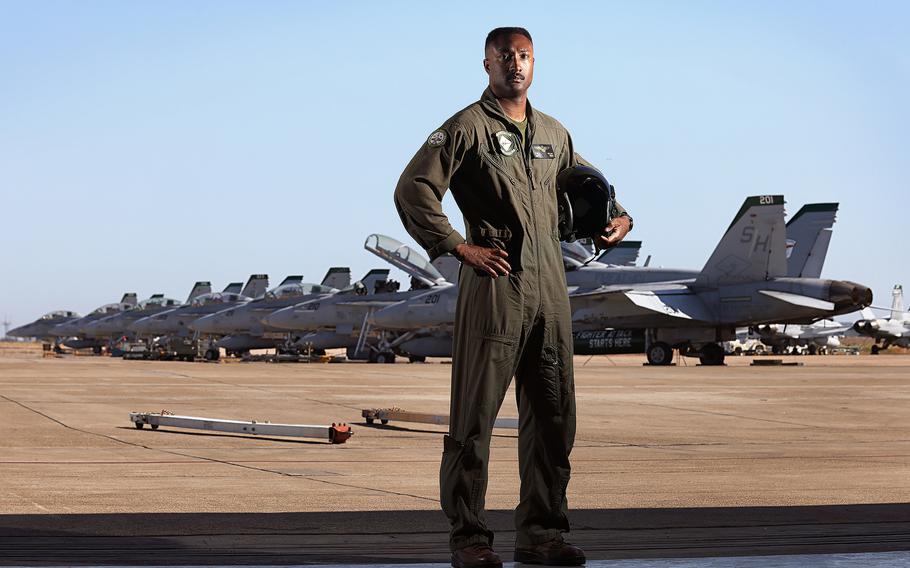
[1,347,909,564]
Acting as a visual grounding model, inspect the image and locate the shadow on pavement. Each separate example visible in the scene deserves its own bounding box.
[2,504,910,565]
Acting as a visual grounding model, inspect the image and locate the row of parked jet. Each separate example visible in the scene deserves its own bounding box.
[11,195,883,365]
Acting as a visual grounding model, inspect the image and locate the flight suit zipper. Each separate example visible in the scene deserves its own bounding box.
[517,122,543,307]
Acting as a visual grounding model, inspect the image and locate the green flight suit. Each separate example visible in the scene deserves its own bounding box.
[394,87,626,551]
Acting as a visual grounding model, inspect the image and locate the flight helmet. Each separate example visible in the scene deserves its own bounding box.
[555,165,615,242]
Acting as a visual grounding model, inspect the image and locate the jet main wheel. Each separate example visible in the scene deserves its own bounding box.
[808,344,818,355]
[646,342,673,366]
[408,355,427,363]
[375,351,396,364]
[203,349,220,361]
[699,343,725,366]
[870,345,880,355]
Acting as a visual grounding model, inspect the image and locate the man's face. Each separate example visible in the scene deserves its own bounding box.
[484,33,534,99]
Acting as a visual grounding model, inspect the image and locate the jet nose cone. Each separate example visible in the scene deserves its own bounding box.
[829,281,873,312]
[8,324,32,337]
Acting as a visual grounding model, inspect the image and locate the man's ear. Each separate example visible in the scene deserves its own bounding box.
[483,58,490,75]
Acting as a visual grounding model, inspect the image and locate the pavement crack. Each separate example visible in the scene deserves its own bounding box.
[0,393,438,505]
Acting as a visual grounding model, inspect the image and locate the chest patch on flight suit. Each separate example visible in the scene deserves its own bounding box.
[531,144,555,159]
[494,131,518,157]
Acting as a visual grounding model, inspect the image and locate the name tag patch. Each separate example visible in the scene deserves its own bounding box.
[531,144,555,159]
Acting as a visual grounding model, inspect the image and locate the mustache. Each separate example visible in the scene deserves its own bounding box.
[508,73,525,81]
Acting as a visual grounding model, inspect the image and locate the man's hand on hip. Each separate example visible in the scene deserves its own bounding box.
[453,243,511,278]
[595,216,632,249]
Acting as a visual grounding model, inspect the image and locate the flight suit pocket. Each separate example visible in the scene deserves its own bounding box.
[540,344,562,413]
[479,148,516,185]
[480,332,518,373]
[469,227,515,277]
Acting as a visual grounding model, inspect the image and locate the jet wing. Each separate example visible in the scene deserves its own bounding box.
[570,284,715,325]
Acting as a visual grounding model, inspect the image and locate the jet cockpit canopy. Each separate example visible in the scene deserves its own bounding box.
[364,234,446,288]
[190,292,247,307]
[41,310,80,320]
[264,283,337,300]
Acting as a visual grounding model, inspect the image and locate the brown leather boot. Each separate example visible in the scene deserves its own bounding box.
[451,543,503,568]
[513,537,585,565]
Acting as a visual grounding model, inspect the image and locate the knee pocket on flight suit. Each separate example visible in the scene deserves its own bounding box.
[540,344,568,414]
[442,435,485,515]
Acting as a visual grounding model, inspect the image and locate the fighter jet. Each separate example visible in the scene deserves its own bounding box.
[82,282,211,339]
[189,269,350,356]
[8,310,82,341]
[264,235,451,362]
[48,293,138,352]
[569,195,870,365]
[853,285,909,353]
[129,275,266,339]
[754,319,851,355]
[370,198,864,364]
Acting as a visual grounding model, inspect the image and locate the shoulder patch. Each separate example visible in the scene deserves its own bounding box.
[427,129,447,148]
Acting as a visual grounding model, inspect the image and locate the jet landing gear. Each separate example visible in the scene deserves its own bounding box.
[646,342,673,366]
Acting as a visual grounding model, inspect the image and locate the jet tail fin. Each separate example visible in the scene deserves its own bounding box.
[892,285,905,322]
[223,282,243,294]
[597,240,642,266]
[320,267,351,289]
[279,275,304,287]
[786,203,838,278]
[355,269,391,295]
[120,293,138,306]
[431,253,461,283]
[186,281,212,302]
[696,195,787,286]
[241,274,269,298]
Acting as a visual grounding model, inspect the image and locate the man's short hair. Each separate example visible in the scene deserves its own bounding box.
[485,27,533,50]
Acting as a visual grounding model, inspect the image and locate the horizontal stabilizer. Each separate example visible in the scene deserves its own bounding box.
[759,290,834,311]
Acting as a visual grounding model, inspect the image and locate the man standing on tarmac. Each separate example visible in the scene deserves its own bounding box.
[394,28,632,567]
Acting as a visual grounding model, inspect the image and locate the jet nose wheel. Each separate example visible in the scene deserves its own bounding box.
[646,342,673,366]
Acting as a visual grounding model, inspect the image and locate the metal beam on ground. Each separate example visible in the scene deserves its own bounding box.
[361,407,518,429]
[128,411,353,443]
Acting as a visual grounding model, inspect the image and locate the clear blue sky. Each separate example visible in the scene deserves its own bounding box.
[2,1,907,327]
